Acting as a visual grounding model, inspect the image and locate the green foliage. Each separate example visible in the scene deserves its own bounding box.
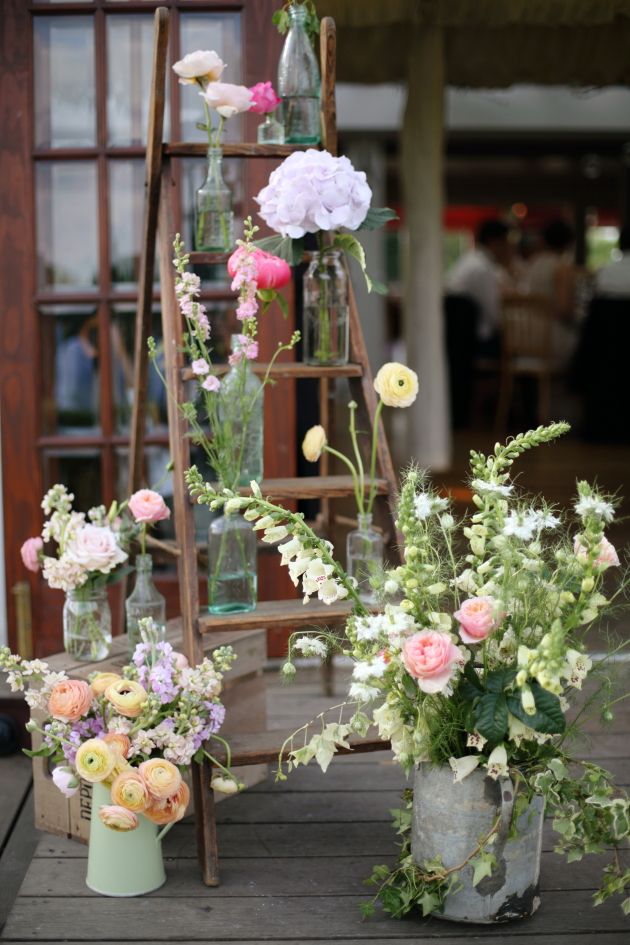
[253,234,304,266]
[272,1,320,39]
[357,206,399,230]
[506,683,565,735]
[333,232,387,294]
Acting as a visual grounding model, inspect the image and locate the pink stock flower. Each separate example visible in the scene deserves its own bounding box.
[454,596,504,645]
[248,81,281,115]
[236,298,258,321]
[402,630,463,694]
[228,246,291,291]
[21,536,43,573]
[128,489,171,524]
[574,535,620,569]
[229,335,258,365]
[202,375,221,393]
[191,358,210,376]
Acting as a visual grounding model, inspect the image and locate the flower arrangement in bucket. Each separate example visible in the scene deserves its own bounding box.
[20,485,135,662]
[254,149,397,365]
[0,619,241,897]
[186,423,630,922]
[301,362,419,603]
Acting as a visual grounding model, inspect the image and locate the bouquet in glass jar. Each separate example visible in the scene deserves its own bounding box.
[20,485,136,662]
[254,149,397,364]
[302,362,419,603]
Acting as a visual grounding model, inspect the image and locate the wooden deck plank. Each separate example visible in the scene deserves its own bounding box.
[0,756,32,852]
[0,790,39,932]
[2,939,628,945]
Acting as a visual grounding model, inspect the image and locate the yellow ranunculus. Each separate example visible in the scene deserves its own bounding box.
[90,672,122,697]
[110,769,150,812]
[374,362,418,408]
[75,738,116,783]
[105,679,148,718]
[302,425,327,462]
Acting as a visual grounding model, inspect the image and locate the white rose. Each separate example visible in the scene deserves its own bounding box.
[65,524,127,575]
[200,82,253,118]
[172,50,225,85]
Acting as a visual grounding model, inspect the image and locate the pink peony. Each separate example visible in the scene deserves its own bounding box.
[402,630,463,694]
[227,246,292,291]
[128,489,171,524]
[454,596,503,645]
[574,535,620,569]
[248,81,281,115]
[21,536,43,573]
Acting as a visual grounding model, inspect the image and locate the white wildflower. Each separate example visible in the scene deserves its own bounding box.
[471,479,513,497]
[449,755,481,782]
[278,536,303,566]
[383,578,399,595]
[574,495,615,522]
[317,578,348,606]
[414,493,448,520]
[485,744,509,780]
[466,732,487,751]
[562,648,592,689]
[352,655,388,683]
[502,511,536,541]
[348,682,380,703]
[262,525,289,544]
[293,636,328,659]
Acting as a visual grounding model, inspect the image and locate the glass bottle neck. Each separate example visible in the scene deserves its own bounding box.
[206,145,224,164]
[357,513,373,531]
[135,553,154,575]
[288,4,308,26]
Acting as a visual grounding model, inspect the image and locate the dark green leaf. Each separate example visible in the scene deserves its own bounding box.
[506,683,565,735]
[474,691,508,743]
[464,659,484,690]
[485,667,517,693]
[253,235,303,266]
[357,206,399,231]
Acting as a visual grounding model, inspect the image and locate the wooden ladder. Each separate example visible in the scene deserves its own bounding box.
[128,7,397,886]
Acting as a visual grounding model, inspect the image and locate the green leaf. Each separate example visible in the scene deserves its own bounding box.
[506,683,565,735]
[474,691,508,743]
[485,667,517,693]
[333,232,381,294]
[275,291,289,319]
[471,851,496,887]
[357,206,399,231]
[253,235,303,266]
[23,745,55,759]
[360,900,376,919]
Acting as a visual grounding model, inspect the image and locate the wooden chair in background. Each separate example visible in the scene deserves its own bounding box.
[495,293,553,432]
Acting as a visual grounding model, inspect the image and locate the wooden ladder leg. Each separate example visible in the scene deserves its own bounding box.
[192,759,220,886]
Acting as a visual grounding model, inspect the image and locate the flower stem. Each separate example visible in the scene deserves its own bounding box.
[366,399,384,514]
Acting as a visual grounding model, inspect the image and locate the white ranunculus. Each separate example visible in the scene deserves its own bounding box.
[172,50,225,85]
[65,524,127,574]
[200,82,253,118]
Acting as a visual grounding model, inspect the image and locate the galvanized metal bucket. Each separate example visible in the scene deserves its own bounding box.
[411,763,544,923]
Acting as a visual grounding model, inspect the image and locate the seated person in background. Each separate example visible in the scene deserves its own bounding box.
[596,225,630,297]
[445,218,512,356]
[527,219,578,370]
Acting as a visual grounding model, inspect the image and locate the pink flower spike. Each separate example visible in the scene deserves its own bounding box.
[202,375,221,393]
[191,358,210,376]
[248,81,281,115]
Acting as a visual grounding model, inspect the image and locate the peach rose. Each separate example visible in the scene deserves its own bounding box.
[454,596,503,645]
[110,769,150,813]
[98,805,138,832]
[402,630,463,694]
[139,758,182,799]
[128,489,171,524]
[105,679,148,718]
[48,679,93,722]
[144,781,190,825]
[91,672,122,697]
[103,732,131,759]
[21,536,43,573]
[574,535,620,569]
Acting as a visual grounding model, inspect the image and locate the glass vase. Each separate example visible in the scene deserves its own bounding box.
[277,2,321,144]
[125,554,166,658]
[217,335,264,487]
[346,513,383,605]
[63,587,112,662]
[207,512,257,614]
[194,146,234,252]
[303,249,349,365]
[257,112,285,145]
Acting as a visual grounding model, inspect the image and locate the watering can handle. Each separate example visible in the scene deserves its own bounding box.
[156,820,176,843]
[495,776,516,850]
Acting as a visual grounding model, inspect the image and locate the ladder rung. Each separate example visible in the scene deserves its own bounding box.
[189,476,387,503]
[199,597,355,633]
[181,362,364,382]
[165,142,310,159]
[188,251,230,265]
[211,728,391,767]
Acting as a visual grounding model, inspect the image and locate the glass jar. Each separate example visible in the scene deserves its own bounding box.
[194,146,234,252]
[346,513,383,605]
[217,335,264,487]
[257,112,285,145]
[277,3,321,144]
[303,249,349,365]
[207,512,257,614]
[63,586,112,662]
[125,554,166,658]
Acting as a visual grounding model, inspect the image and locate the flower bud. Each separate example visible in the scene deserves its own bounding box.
[581,576,595,593]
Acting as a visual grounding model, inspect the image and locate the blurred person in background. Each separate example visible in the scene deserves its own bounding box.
[528,218,579,368]
[595,225,630,297]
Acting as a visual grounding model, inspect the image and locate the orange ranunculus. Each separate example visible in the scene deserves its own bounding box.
[144,781,190,825]
[110,769,150,813]
[103,732,131,759]
[48,679,93,722]
[139,758,182,799]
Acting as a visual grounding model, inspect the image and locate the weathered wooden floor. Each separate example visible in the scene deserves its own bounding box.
[1,667,628,944]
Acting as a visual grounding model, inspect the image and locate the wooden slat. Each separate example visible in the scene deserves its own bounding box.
[214,731,390,769]
[181,362,364,381]
[243,475,386,499]
[199,597,354,634]
[319,18,338,156]
[164,142,307,158]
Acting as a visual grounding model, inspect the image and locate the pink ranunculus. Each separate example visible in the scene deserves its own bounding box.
[227,246,292,292]
[21,536,43,573]
[128,489,171,524]
[454,596,503,645]
[574,535,620,569]
[200,82,253,119]
[402,630,463,694]
[98,805,138,832]
[248,81,281,115]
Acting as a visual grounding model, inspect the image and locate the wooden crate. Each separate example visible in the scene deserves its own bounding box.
[31,626,268,842]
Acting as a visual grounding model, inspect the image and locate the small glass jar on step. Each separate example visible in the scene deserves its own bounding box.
[346,513,383,605]
[216,335,264,487]
[194,146,234,252]
[277,2,321,144]
[303,249,349,365]
[125,553,166,657]
[63,586,112,662]
[207,511,257,614]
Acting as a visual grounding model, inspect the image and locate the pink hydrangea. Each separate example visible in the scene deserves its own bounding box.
[248,81,281,115]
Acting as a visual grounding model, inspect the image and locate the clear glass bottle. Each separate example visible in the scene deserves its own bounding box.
[277,3,321,144]
[346,513,383,605]
[217,335,264,487]
[257,112,285,145]
[125,554,166,657]
[63,586,112,662]
[207,512,257,614]
[303,249,349,365]
[194,146,234,252]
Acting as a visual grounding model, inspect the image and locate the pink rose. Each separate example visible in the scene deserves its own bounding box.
[454,596,503,645]
[248,81,281,115]
[21,536,43,573]
[128,489,171,524]
[65,524,127,573]
[402,630,463,694]
[574,535,620,569]
[200,82,253,118]
[227,246,292,291]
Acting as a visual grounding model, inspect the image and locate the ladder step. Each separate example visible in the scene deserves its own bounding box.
[165,142,309,159]
[199,597,355,634]
[188,475,387,504]
[188,251,230,265]
[211,727,391,768]
[181,362,364,381]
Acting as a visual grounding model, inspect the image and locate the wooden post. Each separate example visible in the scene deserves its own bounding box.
[401,26,451,470]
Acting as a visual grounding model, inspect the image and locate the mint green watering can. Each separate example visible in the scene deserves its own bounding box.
[86,781,172,897]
